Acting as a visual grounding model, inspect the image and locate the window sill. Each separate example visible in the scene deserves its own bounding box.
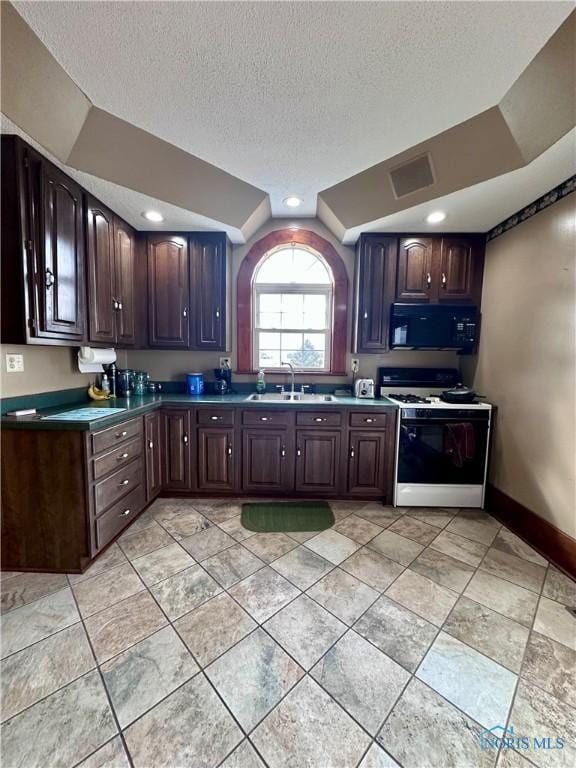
[235,370,348,377]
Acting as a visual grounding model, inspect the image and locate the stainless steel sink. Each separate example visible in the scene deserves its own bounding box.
[245,393,338,403]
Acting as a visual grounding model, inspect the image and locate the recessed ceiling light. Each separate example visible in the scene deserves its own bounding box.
[142,210,164,223]
[426,211,446,224]
[283,196,303,208]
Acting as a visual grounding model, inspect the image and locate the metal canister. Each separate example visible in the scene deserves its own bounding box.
[186,373,204,396]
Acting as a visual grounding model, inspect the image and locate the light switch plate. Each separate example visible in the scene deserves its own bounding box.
[5,353,24,372]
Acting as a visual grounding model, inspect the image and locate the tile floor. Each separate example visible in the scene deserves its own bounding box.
[1,499,575,768]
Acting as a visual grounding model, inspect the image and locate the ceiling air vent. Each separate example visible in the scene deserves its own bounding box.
[389,153,435,199]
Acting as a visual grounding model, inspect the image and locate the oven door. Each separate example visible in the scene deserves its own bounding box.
[398,416,489,485]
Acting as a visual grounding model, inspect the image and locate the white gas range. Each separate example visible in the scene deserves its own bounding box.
[378,368,493,509]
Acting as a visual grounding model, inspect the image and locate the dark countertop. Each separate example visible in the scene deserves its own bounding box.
[2,393,399,431]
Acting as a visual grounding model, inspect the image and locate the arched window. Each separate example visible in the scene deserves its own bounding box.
[253,244,333,371]
[237,229,348,374]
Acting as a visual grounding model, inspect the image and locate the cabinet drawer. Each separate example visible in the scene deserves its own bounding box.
[242,410,293,427]
[296,411,342,427]
[94,458,143,515]
[92,436,142,481]
[90,417,143,456]
[349,412,389,429]
[94,485,146,551]
[197,408,235,426]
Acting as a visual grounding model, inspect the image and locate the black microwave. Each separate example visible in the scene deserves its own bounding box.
[390,303,479,350]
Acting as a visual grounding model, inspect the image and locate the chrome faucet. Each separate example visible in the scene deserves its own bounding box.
[282,361,296,396]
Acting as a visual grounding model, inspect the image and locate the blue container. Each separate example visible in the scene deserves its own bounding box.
[186,373,204,396]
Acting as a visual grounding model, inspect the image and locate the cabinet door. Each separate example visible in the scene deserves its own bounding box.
[242,429,293,493]
[348,431,387,497]
[295,430,341,495]
[396,238,435,301]
[197,428,236,492]
[438,237,482,302]
[163,409,192,490]
[190,233,228,350]
[148,235,190,347]
[114,218,137,346]
[39,164,85,339]
[354,235,398,353]
[145,412,163,501]
[85,196,115,345]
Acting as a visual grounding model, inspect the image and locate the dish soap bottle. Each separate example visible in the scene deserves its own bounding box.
[256,369,266,394]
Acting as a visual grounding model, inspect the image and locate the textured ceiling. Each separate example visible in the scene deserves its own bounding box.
[13,0,574,219]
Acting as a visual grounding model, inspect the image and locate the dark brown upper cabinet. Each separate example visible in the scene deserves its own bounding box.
[396,237,436,301]
[352,234,398,354]
[190,233,230,351]
[1,136,86,345]
[85,196,138,347]
[396,235,484,304]
[147,234,190,348]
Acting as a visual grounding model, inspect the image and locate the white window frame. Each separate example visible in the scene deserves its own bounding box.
[252,271,334,373]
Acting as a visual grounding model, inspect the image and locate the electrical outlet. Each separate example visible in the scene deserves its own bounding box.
[351,358,360,374]
[5,353,24,372]
[219,357,231,369]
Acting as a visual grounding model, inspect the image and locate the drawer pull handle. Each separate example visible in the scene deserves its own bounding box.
[183,434,189,445]
[210,416,222,421]
[313,417,327,422]
[119,509,131,517]
[350,448,355,458]
[364,418,375,423]
[116,431,128,439]
[260,416,269,421]
[281,447,286,458]
[148,440,154,449]
[118,452,129,460]
[120,479,130,486]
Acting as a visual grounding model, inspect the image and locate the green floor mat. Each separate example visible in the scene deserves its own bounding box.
[241,501,335,533]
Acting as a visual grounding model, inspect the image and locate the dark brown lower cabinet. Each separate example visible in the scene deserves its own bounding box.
[163,409,192,490]
[348,431,388,497]
[295,430,342,495]
[197,427,236,492]
[145,412,163,501]
[242,429,293,493]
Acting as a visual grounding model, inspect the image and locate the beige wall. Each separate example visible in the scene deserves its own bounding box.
[0,345,129,398]
[461,194,576,538]
[127,217,458,385]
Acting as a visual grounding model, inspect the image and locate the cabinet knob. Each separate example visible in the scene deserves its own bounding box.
[426,272,432,287]
[363,311,368,319]
[227,445,232,456]
[215,309,220,318]
[119,508,131,517]
[45,268,55,288]
[441,272,447,288]
[350,448,355,458]
[117,452,129,460]
[210,415,222,421]
[148,440,154,449]
[183,434,189,444]
[364,417,375,423]
[281,447,286,458]
[259,416,269,421]
[117,300,123,310]
[183,308,188,317]
[112,298,119,310]
[116,431,128,438]
[313,417,327,422]
[119,479,130,486]
[297,448,301,457]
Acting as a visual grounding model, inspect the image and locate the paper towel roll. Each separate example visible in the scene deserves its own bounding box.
[78,347,116,373]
